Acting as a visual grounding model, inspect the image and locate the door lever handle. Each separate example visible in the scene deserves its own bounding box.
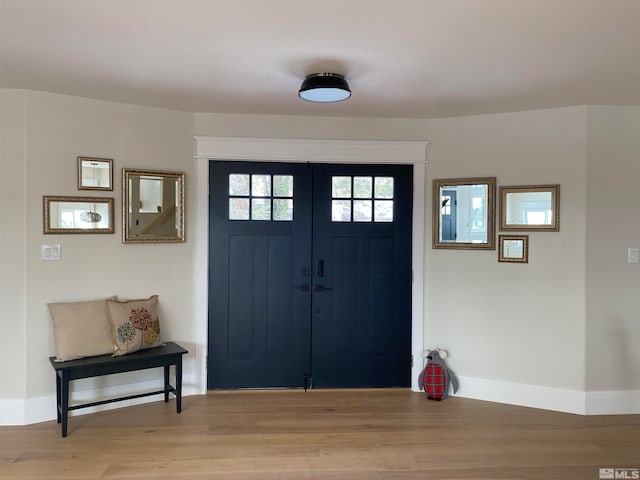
[314,284,333,292]
[314,259,324,278]
[293,283,310,291]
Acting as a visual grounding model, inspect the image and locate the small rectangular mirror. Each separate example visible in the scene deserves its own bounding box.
[78,157,113,191]
[123,168,185,243]
[43,196,114,234]
[433,177,496,250]
[498,235,529,263]
[499,184,559,231]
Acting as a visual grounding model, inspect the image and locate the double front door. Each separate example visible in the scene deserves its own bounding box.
[208,161,412,389]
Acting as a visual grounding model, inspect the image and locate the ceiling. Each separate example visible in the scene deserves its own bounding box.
[2,0,640,119]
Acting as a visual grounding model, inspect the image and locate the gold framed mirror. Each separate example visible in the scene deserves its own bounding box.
[432,177,496,250]
[122,168,185,243]
[498,235,529,263]
[43,196,114,234]
[78,157,113,191]
[499,184,559,231]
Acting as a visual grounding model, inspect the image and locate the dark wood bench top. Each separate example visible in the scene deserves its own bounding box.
[49,341,188,377]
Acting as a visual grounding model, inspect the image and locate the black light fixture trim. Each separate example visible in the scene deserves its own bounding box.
[298,73,351,103]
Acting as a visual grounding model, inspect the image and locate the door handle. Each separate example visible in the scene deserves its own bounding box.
[314,284,333,292]
[314,259,324,278]
[293,283,310,292]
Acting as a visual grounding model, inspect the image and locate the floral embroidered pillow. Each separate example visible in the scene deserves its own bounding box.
[107,295,164,356]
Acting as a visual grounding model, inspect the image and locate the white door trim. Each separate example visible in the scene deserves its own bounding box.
[194,137,429,393]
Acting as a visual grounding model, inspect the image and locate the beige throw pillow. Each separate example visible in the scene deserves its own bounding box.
[107,295,164,356]
[48,297,116,362]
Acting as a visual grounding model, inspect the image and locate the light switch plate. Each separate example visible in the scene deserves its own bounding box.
[41,244,61,261]
[628,247,638,264]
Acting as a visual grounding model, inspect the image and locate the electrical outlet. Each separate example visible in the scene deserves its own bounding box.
[41,244,61,261]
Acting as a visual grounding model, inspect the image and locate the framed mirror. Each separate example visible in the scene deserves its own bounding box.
[78,157,113,191]
[43,196,114,234]
[123,168,185,243]
[433,177,496,250]
[498,235,529,263]
[499,184,559,231]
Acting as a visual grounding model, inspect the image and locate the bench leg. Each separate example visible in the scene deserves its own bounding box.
[176,356,183,414]
[55,371,62,423]
[61,371,70,438]
[164,365,170,403]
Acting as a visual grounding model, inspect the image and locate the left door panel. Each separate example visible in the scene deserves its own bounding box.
[208,161,312,388]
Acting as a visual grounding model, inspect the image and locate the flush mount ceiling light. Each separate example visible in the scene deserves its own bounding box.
[298,73,351,103]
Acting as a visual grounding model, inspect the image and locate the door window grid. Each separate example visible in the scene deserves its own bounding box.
[331,176,394,222]
[441,195,452,215]
[229,174,294,221]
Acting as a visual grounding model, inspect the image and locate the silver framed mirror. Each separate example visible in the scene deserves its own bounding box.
[122,168,185,243]
[433,177,496,250]
[78,157,113,191]
[499,184,559,231]
[498,235,529,263]
[43,195,114,234]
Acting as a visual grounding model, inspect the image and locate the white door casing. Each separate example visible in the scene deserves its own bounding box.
[194,137,429,394]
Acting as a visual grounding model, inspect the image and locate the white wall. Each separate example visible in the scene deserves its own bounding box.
[3,91,639,424]
[586,106,640,401]
[193,113,430,141]
[0,90,195,423]
[423,107,589,411]
[0,90,27,419]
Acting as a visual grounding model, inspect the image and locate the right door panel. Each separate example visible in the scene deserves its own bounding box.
[311,164,413,388]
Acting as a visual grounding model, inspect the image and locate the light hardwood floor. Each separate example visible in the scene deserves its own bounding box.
[1,389,639,479]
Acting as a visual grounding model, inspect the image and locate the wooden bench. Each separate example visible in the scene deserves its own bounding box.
[49,341,188,437]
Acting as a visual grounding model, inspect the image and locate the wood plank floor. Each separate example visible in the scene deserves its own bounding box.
[1,389,639,479]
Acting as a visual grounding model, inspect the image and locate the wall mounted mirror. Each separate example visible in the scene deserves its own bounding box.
[43,196,114,234]
[123,168,185,243]
[499,184,559,231]
[498,235,529,263]
[78,157,113,191]
[433,177,496,250]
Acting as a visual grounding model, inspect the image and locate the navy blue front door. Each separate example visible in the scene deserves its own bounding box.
[310,164,413,387]
[441,190,457,241]
[208,161,412,389]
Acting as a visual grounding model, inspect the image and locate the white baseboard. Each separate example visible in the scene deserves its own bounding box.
[25,394,56,425]
[451,376,640,415]
[0,399,26,426]
[585,390,640,415]
[452,375,587,415]
[1,373,200,426]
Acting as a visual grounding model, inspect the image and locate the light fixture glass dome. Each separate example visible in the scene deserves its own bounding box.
[298,73,351,102]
